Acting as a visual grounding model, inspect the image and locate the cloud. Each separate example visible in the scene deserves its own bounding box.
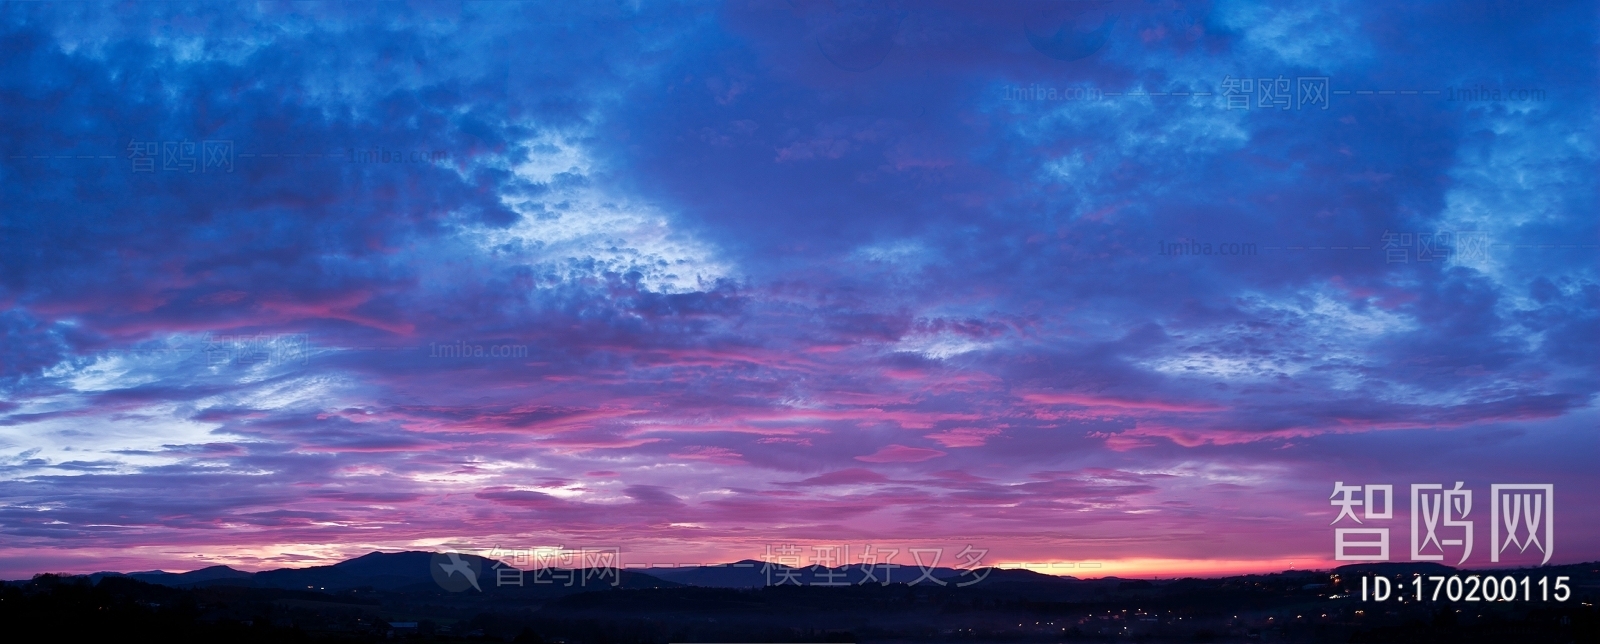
[783,468,890,486]
[925,427,1001,448]
[854,444,947,463]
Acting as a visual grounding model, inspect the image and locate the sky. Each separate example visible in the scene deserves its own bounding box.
[0,0,1595,580]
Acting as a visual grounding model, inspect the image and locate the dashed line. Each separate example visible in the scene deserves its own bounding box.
[1102,91,1211,97]
[1260,246,1377,252]
[6,154,122,160]
[1245,245,1587,253]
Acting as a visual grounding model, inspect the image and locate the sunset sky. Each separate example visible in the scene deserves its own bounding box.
[1,1,1595,579]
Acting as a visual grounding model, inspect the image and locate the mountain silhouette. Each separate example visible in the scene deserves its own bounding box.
[253,550,505,591]
[129,565,255,587]
[65,552,1076,593]
[85,564,254,588]
[637,559,1065,588]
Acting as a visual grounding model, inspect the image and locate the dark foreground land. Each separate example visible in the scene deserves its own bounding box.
[3,555,1595,643]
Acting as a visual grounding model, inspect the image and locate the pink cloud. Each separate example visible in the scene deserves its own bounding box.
[926,427,1001,447]
[785,468,889,486]
[756,436,813,446]
[669,446,747,465]
[1023,393,1227,413]
[474,488,569,509]
[854,444,947,463]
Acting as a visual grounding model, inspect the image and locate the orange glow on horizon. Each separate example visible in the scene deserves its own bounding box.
[991,557,1337,578]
